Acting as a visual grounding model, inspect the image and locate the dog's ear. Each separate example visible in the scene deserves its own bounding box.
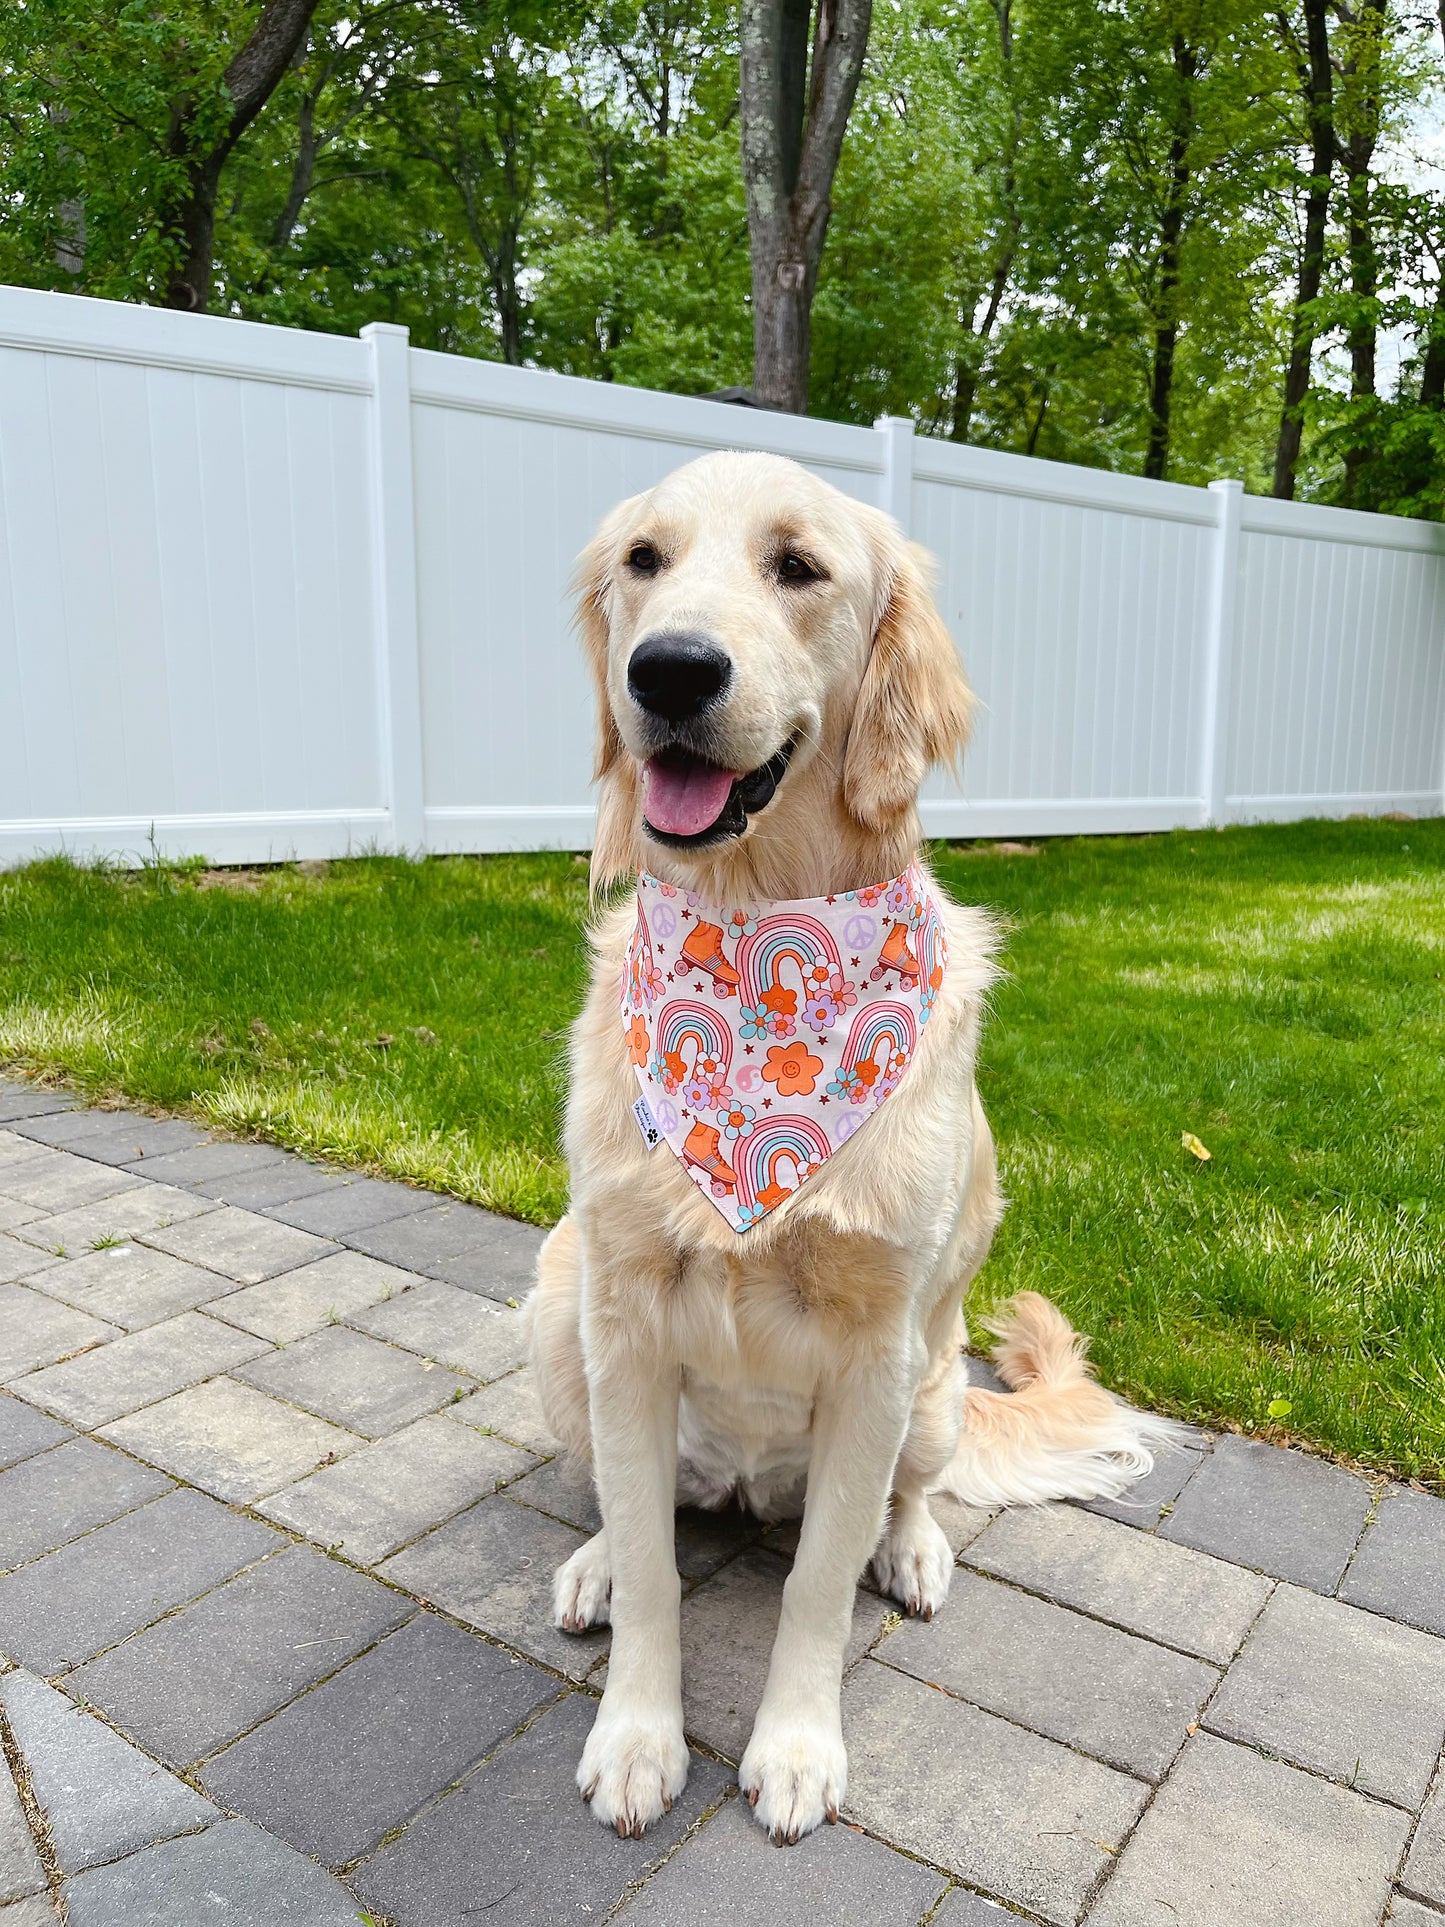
[842,531,975,833]
[574,494,645,891]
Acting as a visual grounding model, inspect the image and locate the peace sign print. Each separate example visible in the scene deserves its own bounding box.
[843,912,877,950]
[651,904,678,939]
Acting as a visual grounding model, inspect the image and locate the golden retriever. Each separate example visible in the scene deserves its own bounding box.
[525,450,1174,1845]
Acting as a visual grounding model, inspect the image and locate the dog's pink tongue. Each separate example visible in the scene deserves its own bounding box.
[643,757,737,837]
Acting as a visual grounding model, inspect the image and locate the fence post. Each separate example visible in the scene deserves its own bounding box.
[876,415,915,534]
[1200,478,1243,828]
[363,321,426,854]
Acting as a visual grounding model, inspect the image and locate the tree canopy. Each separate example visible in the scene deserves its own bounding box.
[2,0,1442,513]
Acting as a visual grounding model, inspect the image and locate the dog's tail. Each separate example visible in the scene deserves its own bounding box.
[934,1291,1184,1508]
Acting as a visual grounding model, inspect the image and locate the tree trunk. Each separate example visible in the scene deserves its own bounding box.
[951,0,1019,444]
[1144,36,1196,482]
[740,0,873,413]
[1273,0,1334,500]
[163,0,320,310]
[1338,0,1386,507]
[1425,5,1445,411]
[270,89,320,251]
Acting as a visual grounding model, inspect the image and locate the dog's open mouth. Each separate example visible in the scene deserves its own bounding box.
[641,739,796,847]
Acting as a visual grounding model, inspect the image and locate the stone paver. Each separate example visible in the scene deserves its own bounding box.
[0,1751,44,1905]
[417,1214,546,1303]
[0,1286,117,1380]
[0,1239,55,1286]
[9,1311,267,1428]
[8,1110,209,1164]
[1389,1897,1445,1926]
[1158,1432,1374,1591]
[1079,1428,1212,1527]
[0,1150,140,1214]
[614,1790,948,1924]
[259,1412,533,1562]
[237,1325,469,1435]
[1204,1583,1445,1807]
[878,1566,1218,1780]
[343,1200,512,1274]
[140,1206,333,1283]
[966,1501,1272,1662]
[933,1894,1019,1925]
[63,1820,363,1926]
[380,1493,603,1681]
[191,1156,349,1209]
[29,1244,240,1329]
[447,1364,555,1453]
[1341,1486,1445,1637]
[0,1487,281,1674]
[1403,1771,1445,1905]
[101,1377,365,1504]
[208,1247,413,1343]
[0,1893,54,1922]
[353,1693,729,1927]
[202,1613,560,1866]
[114,1141,292,1186]
[347,1277,528,1381]
[677,1547,891,1762]
[1085,1731,1411,1927]
[0,1671,210,1872]
[11,1184,215,1256]
[0,1392,73,1468]
[261,1176,430,1237]
[2,1086,1444,1927]
[0,1437,172,1571]
[0,1082,76,1121]
[842,1659,1149,1926]
[67,1544,412,1765]
[0,1240,56,1286]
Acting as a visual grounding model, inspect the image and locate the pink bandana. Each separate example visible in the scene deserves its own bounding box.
[622,863,948,1232]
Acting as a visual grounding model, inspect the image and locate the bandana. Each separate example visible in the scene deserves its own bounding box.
[622,863,948,1232]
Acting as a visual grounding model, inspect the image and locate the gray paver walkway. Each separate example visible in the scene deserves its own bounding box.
[0,1076,1442,1927]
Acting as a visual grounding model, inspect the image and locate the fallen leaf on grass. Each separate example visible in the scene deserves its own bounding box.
[1181,1131,1212,1162]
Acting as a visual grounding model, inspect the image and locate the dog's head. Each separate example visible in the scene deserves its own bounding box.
[578,451,973,894]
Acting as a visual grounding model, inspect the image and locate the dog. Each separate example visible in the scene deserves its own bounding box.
[525,450,1174,1845]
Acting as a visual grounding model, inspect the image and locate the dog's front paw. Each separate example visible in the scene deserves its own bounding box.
[578,1701,688,1839]
[553,1532,611,1632]
[739,1714,847,1845]
[872,1502,953,1619]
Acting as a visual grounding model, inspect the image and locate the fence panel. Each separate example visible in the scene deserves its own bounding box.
[0,285,1440,867]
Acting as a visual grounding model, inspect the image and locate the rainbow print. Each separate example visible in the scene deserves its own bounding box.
[652,999,733,1093]
[831,1000,918,1105]
[916,898,948,1023]
[735,1115,833,1224]
[624,902,663,1010]
[736,913,846,1035]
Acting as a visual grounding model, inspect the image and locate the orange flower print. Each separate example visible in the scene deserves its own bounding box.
[759,983,797,1017]
[761,1042,824,1098]
[627,1016,649,1066]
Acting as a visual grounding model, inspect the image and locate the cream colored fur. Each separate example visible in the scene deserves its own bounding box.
[526,450,1176,1845]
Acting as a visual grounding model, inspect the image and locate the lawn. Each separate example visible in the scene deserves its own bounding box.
[1,819,1441,1486]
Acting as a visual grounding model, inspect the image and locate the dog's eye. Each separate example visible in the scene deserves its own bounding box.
[627,543,660,575]
[778,552,820,585]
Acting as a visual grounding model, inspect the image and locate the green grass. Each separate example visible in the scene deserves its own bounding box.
[0,819,1441,1485]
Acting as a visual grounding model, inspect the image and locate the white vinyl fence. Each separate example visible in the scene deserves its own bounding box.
[1,283,1442,867]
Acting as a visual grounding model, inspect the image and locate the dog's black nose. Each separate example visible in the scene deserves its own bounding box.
[627,634,731,722]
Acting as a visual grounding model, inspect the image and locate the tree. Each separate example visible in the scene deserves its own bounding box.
[738,0,874,411]
[1273,0,1336,498]
[161,0,322,309]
